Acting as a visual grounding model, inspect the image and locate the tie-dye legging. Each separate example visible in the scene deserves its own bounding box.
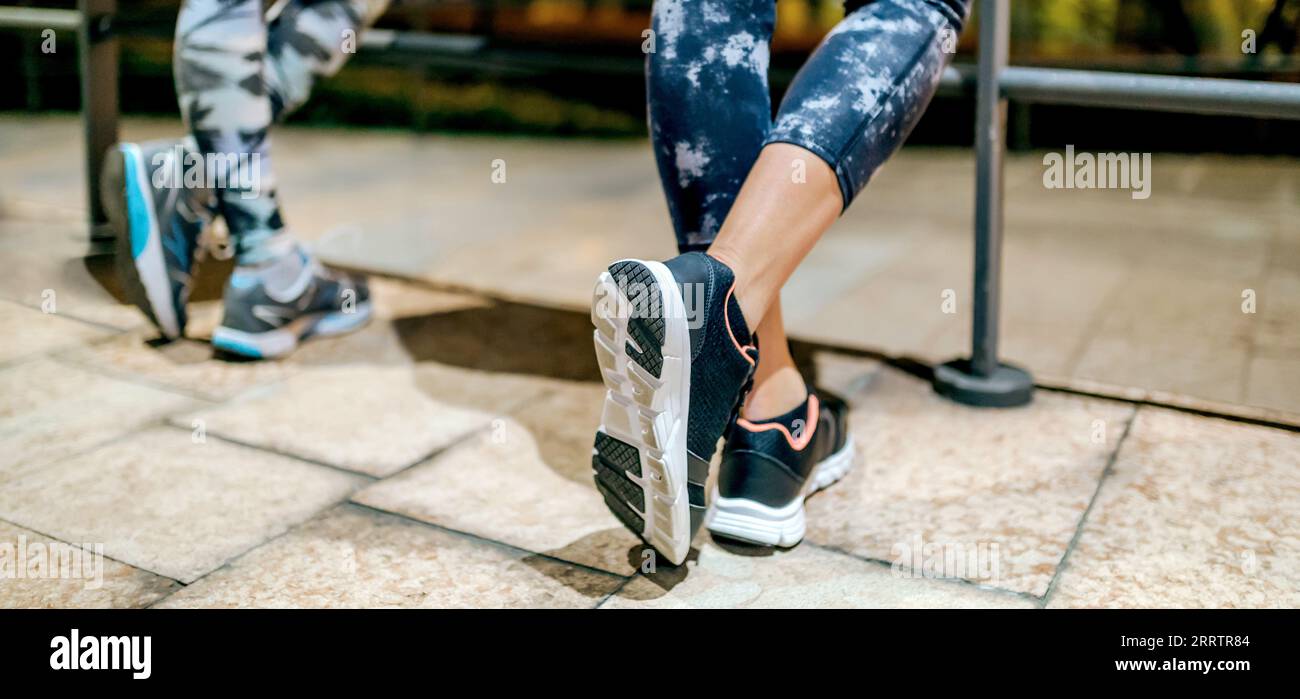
[174,0,389,263]
[649,0,970,251]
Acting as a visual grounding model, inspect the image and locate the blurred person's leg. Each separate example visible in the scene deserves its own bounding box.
[102,0,387,356]
[104,0,387,345]
[175,0,390,266]
[264,0,392,124]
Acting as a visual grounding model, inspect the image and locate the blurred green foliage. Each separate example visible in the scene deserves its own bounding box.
[1011,0,1294,58]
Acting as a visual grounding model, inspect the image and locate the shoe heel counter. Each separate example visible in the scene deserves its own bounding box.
[717,445,806,509]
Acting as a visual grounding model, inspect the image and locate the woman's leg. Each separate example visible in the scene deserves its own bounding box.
[647,0,812,419]
[710,0,969,328]
[596,0,968,560]
[647,0,775,253]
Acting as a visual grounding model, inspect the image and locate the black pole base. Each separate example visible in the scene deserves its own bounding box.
[932,358,1034,408]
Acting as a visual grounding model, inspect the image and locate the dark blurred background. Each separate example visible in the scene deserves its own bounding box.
[3,0,1299,151]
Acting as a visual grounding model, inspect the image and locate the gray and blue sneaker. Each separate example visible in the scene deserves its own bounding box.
[101,137,216,340]
[591,252,759,565]
[211,247,373,359]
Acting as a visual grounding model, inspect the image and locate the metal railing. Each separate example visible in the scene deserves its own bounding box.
[931,0,1300,407]
[4,0,1300,406]
[0,1,118,244]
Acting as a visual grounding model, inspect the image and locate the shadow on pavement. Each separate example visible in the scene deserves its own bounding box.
[392,299,603,383]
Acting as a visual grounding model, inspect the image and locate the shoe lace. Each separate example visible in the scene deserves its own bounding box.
[195,223,235,262]
[182,187,233,263]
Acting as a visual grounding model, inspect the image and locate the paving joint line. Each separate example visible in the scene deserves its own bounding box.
[143,497,360,609]
[0,296,138,336]
[801,540,1044,606]
[0,415,181,490]
[47,345,290,406]
[593,575,635,609]
[347,501,630,582]
[1040,404,1139,607]
[159,423,383,482]
[0,514,187,592]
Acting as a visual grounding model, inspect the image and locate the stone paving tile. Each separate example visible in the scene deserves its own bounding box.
[353,382,645,575]
[999,241,1133,377]
[0,426,364,583]
[409,362,565,415]
[179,365,503,477]
[58,332,296,402]
[1253,270,1300,358]
[1,299,115,366]
[156,504,623,609]
[0,520,179,609]
[1071,270,1257,405]
[1048,407,1300,608]
[782,225,913,323]
[0,220,145,331]
[803,355,1134,597]
[0,358,196,483]
[1086,268,1257,343]
[369,277,493,321]
[1075,337,1250,406]
[793,246,965,362]
[1243,352,1300,417]
[603,539,1035,609]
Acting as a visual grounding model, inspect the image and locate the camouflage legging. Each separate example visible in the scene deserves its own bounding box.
[175,0,389,264]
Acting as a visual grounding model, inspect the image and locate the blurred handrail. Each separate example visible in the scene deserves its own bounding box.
[0,2,118,248]
[0,6,81,31]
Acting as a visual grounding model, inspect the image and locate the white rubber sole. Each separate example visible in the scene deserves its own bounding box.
[705,435,856,547]
[121,144,181,340]
[212,301,373,359]
[591,259,693,565]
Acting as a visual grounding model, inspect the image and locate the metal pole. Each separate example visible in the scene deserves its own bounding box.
[971,0,1008,378]
[78,0,118,244]
[932,0,1033,408]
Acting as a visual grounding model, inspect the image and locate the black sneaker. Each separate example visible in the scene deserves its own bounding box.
[590,252,758,565]
[706,390,854,547]
[211,247,373,359]
[100,137,216,339]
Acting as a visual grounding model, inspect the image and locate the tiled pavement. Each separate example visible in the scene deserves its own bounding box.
[5,115,1299,424]
[1,265,1296,608]
[1,116,1297,608]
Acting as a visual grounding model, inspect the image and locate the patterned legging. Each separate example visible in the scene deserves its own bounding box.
[174,0,389,263]
[648,0,970,251]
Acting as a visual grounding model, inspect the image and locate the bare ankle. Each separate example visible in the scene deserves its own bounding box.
[743,365,808,421]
